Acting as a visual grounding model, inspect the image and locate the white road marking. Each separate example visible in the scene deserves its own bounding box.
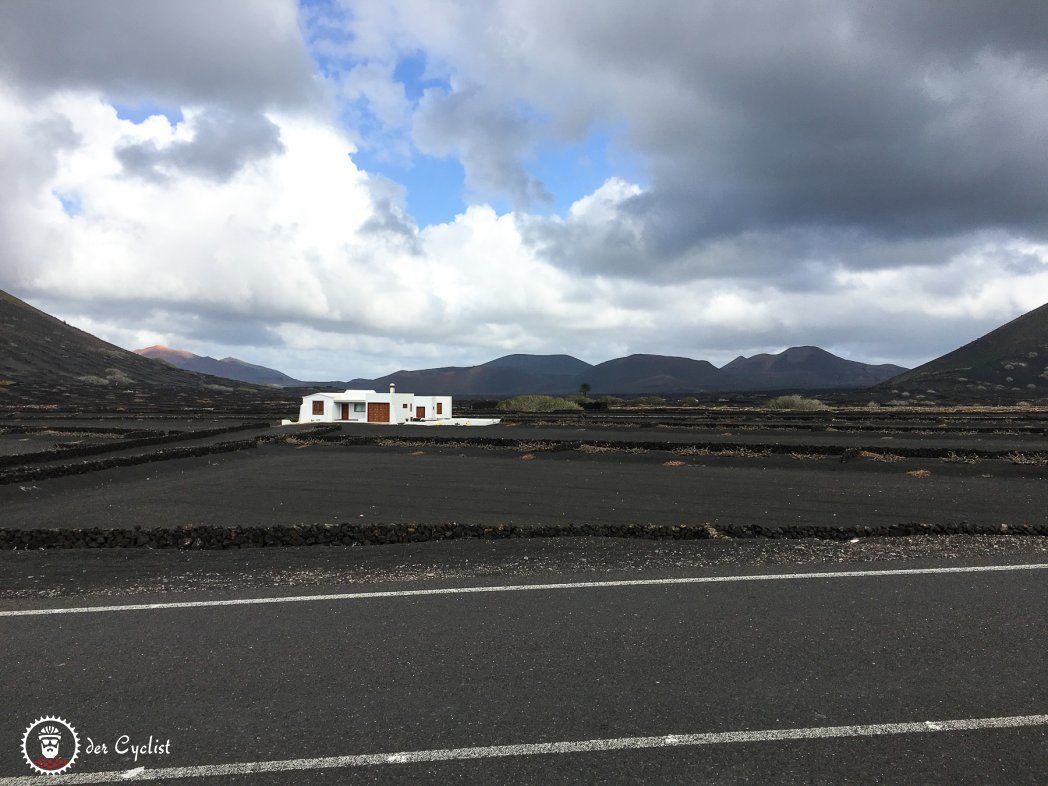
[0,714,1044,784]
[1,562,1046,618]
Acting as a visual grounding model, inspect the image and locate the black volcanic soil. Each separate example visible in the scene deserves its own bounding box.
[3,432,1046,532]
[1,408,1045,546]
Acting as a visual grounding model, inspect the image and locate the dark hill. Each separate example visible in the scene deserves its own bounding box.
[580,354,720,393]
[135,345,300,386]
[481,353,592,376]
[340,348,907,395]
[880,302,1048,399]
[0,289,284,408]
[348,354,591,395]
[721,346,906,390]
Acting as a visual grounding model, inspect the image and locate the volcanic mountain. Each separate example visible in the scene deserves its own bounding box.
[0,289,283,408]
[347,354,592,396]
[580,354,720,393]
[135,345,300,386]
[720,346,906,391]
[880,302,1048,400]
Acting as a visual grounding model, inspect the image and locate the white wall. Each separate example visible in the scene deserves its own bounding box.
[297,391,452,424]
[412,395,453,419]
[298,394,335,423]
[434,396,452,418]
[388,392,415,423]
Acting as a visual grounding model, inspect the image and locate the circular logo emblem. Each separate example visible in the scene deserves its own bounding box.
[21,716,79,775]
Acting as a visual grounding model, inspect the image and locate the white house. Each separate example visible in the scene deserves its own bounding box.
[296,384,452,424]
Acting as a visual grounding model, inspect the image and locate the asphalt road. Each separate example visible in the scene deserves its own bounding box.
[1,558,1046,783]
[3,443,1046,531]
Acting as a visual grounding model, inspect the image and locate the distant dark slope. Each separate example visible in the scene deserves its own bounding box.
[721,346,906,390]
[582,354,721,393]
[880,302,1048,398]
[483,353,592,376]
[349,354,592,395]
[135,345,300,386]
[0,289,280,407]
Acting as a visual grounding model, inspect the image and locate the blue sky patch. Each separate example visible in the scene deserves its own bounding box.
[113,101,183,125]
[52,191,82,217]
[353,149,466,227]
[393,52,445,101]
[527,131,645,216]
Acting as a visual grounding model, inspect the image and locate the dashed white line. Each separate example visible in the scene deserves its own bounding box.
[1,562,1045,618]
[0,714,1044,784]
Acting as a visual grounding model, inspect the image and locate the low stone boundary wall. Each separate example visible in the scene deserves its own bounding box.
[1,520,1043,550]
[294,433,1038,461]
[0,439,259,485]
[0,421,270,469]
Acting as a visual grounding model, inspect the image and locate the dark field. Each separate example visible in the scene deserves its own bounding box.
[2,407,1047,537]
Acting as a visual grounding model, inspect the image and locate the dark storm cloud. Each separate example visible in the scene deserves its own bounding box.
[0,0,319,109]
[515,1,1048,279]
[116,110,285,182]
[855,1,1048,66]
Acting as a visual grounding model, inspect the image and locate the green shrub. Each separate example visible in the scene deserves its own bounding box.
[104,369,134,385]
[631,396,666,406]
[763,395,829,411]
[496,395,584,412]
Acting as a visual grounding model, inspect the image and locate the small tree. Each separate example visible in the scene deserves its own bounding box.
[579,383,592,398]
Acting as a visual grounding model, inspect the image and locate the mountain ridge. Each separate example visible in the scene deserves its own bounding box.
[134,343,906,395]
[135,345,299,386]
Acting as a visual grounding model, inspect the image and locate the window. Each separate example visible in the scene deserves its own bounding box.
[436,402,443,415]
[353,403,365,413]
[403,403,409,409]
[312,400,324,415]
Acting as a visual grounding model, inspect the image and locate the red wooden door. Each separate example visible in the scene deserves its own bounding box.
[367,403,390,423]
[416,406,426,420]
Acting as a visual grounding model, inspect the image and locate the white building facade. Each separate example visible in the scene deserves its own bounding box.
[297,384,452,424]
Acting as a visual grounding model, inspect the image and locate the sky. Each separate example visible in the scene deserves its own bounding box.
[0,1,1046,381]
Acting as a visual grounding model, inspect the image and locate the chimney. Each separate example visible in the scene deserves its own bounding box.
[389,382,396,395]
